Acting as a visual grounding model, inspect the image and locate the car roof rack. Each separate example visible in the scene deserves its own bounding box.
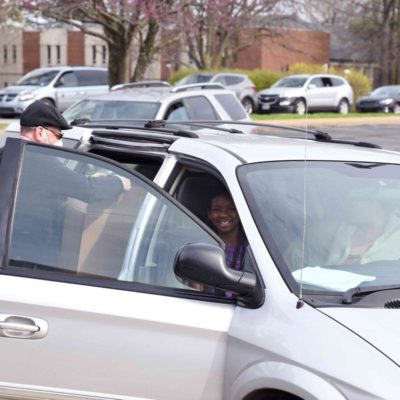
[110,80,171,91]
[171,83,225,93]
[71,118,381,149]
[156,120,381,149]
[74,119,199,139]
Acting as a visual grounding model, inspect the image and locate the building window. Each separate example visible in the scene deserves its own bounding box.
[92,45,96,65]
[102,45,107,64]
[56,45,61,64]
[12,45,16,64]
[47,45,52,65]
[3,45,8,64]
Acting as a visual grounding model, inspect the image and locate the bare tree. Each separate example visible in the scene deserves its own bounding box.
[21,0,179,86]
[177,0,289,69]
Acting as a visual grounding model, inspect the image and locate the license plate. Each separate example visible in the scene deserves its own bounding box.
[262,103,270,110]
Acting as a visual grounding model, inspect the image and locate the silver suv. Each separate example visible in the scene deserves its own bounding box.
[63,83,250,123]
[0,66,109,116]
[175,72,258,114]
[257,73,354,115]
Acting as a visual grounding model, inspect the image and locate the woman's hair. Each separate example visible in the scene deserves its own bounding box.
[207,188,232,210]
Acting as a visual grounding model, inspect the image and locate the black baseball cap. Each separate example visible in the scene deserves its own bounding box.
[20,100,72,130]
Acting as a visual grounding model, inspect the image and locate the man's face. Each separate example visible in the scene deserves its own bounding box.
[34,126,63,144]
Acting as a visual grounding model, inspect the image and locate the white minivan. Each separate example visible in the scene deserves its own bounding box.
[0,66,109,115]
[0,120,398,400]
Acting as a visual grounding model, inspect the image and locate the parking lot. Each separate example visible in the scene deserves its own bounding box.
[3,116,400,151]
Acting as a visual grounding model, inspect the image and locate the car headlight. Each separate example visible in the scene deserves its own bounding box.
[17,92,36,101]
[379,98,393,105]
[279,97,292,106]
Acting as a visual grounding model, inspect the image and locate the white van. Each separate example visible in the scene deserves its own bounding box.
[0,66,109,115]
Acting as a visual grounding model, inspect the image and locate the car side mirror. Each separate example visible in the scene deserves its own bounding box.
[174,242,264,308]
[308,84,317,90]
[54,81,63,88]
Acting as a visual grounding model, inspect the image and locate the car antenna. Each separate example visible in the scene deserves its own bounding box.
[297,94,309,310]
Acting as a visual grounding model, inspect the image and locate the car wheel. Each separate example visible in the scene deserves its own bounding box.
[336,99,349,114]
[41,98,56,108]
[293,99,306,115]
[393,103,400,114]
[241,98,254,114]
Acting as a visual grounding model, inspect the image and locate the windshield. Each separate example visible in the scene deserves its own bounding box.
[371,86,400,97]
[272,77,308,88]
[176,74,212,85]
[63,99,160,122]
[16,70,59,86]
[238,161,400,294]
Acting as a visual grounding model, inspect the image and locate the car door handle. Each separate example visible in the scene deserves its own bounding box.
[0,314,48,339]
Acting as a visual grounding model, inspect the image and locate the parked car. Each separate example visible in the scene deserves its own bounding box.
[356,85,400,113]
[175,72,258,114]
[62,84,250,123]
[0,118,399,399]
[0,66,109,116]
[257,74,354,115]
[111,80,171,91]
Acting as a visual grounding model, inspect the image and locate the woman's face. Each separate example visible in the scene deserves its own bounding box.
[208,195,240,235]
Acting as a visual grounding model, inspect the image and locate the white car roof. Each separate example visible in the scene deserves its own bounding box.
[175,130,400,164]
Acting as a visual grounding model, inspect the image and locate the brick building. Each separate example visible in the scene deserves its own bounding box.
[0,26,108,87]
[234,28,330,72]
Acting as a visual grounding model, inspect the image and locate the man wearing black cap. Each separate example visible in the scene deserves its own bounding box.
[19,100,72,145]
[10,100,131,268]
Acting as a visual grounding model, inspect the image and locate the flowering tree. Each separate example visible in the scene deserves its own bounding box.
[21,0,178,85]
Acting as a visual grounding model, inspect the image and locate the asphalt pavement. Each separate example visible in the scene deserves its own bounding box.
[2,116,400,151]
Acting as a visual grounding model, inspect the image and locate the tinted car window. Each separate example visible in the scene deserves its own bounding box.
[75,70,108,86]
[214,93,247,120]
[185,96,219,120]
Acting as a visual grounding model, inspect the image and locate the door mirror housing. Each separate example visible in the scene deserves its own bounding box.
[174,242,264,308]
[308,83,317,90]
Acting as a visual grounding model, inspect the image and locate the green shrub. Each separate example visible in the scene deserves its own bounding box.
[247,69,284,91]
[346,70,372,103]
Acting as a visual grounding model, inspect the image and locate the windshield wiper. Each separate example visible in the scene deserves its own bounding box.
[342,284,400,304]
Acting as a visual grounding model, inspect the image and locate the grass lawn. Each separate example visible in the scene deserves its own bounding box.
[251,112,399,120]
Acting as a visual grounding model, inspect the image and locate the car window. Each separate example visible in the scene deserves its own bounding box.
[224,76,243,85]
[165,102,190,120]
[331,77,345,87]
[63,100,160,122]
[321,77,333,87]
[7,144,220,292]
[56,72,79,88]
[75,70,108,86]
[213,75,227,85]
[214,93,247,120]
[239,161,400,293]
[309,77,324,88]
[16,70,59,86]
[184,96,219,120]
